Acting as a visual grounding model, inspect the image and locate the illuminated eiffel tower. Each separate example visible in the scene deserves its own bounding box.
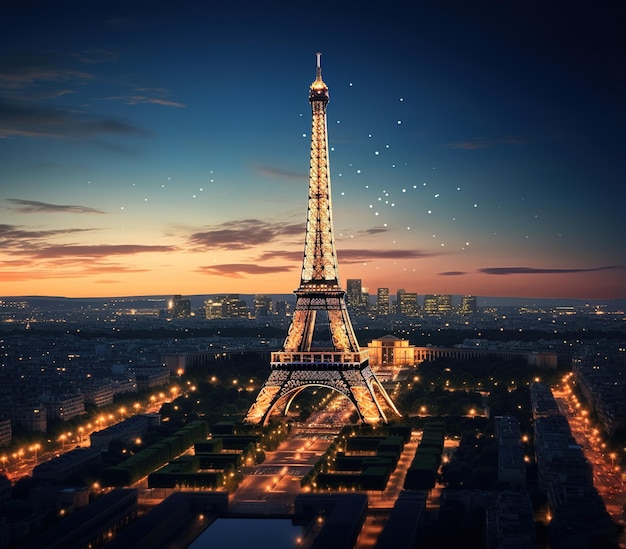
[245,53,401,426]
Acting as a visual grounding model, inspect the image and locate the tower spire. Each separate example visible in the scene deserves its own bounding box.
[244,54,400,427]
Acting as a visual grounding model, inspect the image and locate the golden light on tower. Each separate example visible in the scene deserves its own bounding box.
[245,54,400,426]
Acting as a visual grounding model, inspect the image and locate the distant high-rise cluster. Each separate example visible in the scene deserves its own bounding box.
[202,294,289,320]
[424,294,452,314]
[204,294,249,319]
[344,280,479,317]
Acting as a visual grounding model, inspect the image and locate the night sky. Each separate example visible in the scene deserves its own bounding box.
[1,1,624,300]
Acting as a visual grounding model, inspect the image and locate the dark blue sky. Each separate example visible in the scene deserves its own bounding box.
[0,0,624,299]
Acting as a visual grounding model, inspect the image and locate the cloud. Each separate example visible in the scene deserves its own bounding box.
[338,249,438,263]
[23,244,176,260]
[0,260,150,281]
[197,263,294,278]
[362,226,390,235]
[478,266,623,275]
[0,55,93,90]
[256,248,437,263]
[439,271,467,276]
[447,136,526,150]
[5,198,106,214]
[0,102,151,140]
[255,165,307,181]
[0,223,96,248]
[100,91,186,108]
[189,219,304,250]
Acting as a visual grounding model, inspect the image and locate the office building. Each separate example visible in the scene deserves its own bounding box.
[460,295,478,314]
[423,294,452,314]
[377,288,390,316]
[398,292,419,316]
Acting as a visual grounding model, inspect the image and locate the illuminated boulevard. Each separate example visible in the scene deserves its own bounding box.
[553,375,626,546]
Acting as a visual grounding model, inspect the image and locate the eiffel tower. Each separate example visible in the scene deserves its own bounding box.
[245,53,401,426]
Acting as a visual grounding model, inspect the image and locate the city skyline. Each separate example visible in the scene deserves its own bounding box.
[1,1,624,300]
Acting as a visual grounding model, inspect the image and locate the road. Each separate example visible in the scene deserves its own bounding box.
[552,384,625,544]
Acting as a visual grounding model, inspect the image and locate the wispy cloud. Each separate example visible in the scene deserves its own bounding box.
[257,248,437,264]
[197,263,294,278]
[0,260,150,281]
[5,198,106,214]
[479,266,623,275]
[362,226,390,235]
[338,249,438,263]
[0,223,96,248]
[439,271,467,276]
[447,136,526,150]
[0,57,93,90]
[100,88,186,108]
[255,165,307,181]
[0,102,151,140]
[189,219,304,250]
[22,244,176,260]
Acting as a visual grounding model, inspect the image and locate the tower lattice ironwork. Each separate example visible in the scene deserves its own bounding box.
[244,53,401,426]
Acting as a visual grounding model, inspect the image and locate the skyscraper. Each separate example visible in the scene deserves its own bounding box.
[346,279,363,311]
[377,288,390,316]
[168,295,191,318]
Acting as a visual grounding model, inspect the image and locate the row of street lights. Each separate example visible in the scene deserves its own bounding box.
[1,386,181,476]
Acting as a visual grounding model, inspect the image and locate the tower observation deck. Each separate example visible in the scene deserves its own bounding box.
[244,54,400,426]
